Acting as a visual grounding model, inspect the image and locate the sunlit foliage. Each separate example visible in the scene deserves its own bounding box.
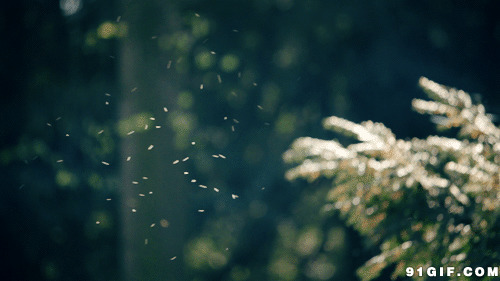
[285,77,499,281]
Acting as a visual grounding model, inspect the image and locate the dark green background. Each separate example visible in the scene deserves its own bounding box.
[1,0,499,280]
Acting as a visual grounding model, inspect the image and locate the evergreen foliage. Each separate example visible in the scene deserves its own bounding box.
[284,77,499,280]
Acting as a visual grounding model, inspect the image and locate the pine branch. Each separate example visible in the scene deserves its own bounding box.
[284,77,499,281]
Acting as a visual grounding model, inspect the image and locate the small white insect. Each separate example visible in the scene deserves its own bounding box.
[231,194,239,199]
[148,145,154,150]
[173,160,179,164]
[163,107,168,112]
[102,161,110,165]
[182,157,189,162]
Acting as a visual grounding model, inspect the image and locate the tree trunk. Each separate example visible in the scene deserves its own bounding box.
[118,1,188,280]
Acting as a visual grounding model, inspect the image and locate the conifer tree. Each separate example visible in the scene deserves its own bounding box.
[284,77,499,280]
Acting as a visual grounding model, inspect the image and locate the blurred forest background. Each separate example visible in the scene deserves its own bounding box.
[1,0,499,280]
